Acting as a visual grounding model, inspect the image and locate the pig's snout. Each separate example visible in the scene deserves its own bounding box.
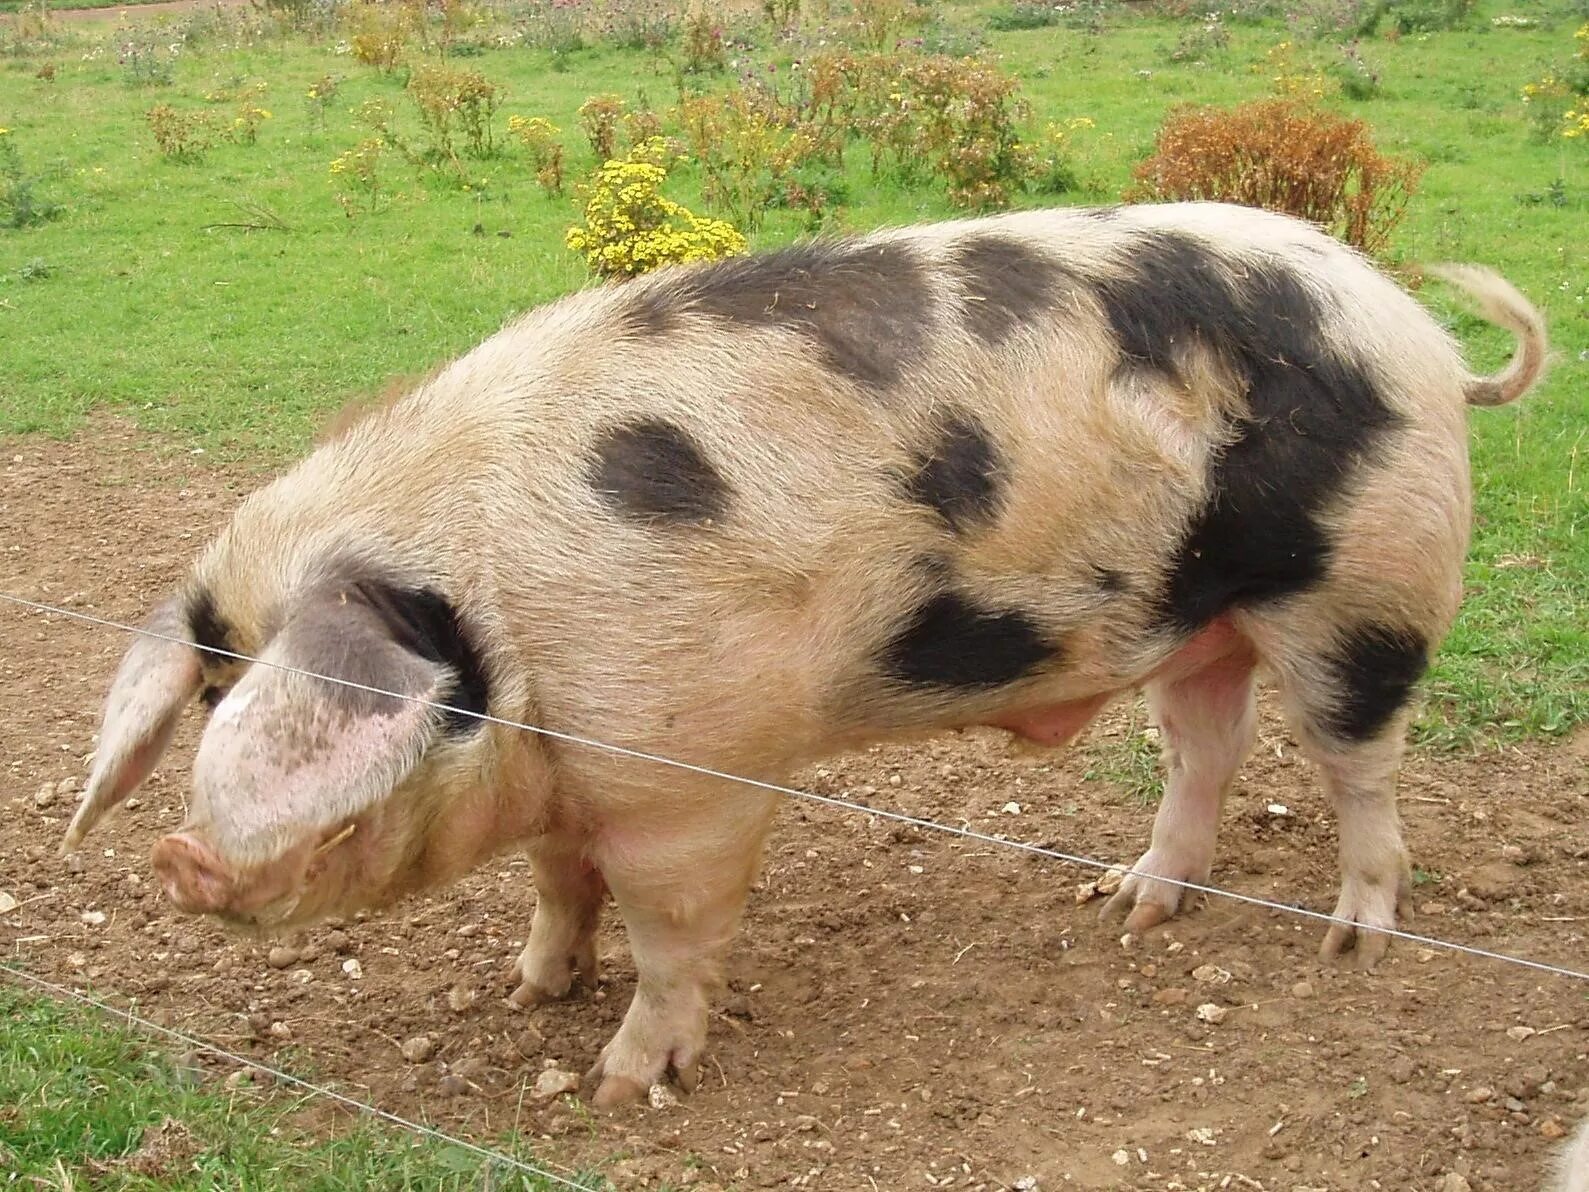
[151,831,237,914]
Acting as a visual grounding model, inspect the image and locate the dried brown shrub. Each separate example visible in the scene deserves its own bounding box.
[1125,98,1423,256]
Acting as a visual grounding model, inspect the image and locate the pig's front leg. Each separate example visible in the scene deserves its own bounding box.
[584,789,778,1107]
[509,833,607,1007]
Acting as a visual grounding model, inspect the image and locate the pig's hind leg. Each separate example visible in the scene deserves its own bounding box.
[1101,641,1258,932]
[585,786,779,1106]
[509,832,607,1007]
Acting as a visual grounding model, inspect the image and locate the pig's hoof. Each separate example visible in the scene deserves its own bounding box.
[507,946,597,1007]
[1318,869,1412,970]
[1099,848,1209,932]
[584,1039,702,1107]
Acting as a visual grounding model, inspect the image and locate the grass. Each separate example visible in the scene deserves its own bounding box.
[0,976,604,1189]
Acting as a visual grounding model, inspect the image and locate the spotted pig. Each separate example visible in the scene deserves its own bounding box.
[64,202,1548,1104]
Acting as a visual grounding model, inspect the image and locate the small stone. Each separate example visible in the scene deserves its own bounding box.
[1001,801,1022,815]
[33,783,55,809]
[57,776,79,796]
[79,910,107,926]
[648,1083,680,1109]
[1196,1002,1228,1024]
[1506,1026,1536,1042]
[1541,1117,1567,1140]
[1012,1179,1039,1192]
[1501,844,1529,864]
[534,1068,580,1099]
[1111,1149,1131,1166]
[341,958,363,980]
[0,892,17,914]
[400,1035,438,1064]
[1192,964,1231,985]
[1266,802,1289,816]
[447,983,476,1013]
[1438,1174,1472,1192]
[290,968,314,985]
[1465,1086,1495,1104]
[324,930,351,953]
[1153,987,1189,1007]
[1075,882,1099,905]
[1291,981,1315,999]
[1387,1056,1416,1084]
[268,1021,291,1040]
[223,1068,259,1090]
[266,946,299,969]
[1096,866,1127,895]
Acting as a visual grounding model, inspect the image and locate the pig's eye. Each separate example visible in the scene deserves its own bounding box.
[199,684,228,710]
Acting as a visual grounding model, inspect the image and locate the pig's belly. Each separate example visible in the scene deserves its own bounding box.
[980,616,1250,746]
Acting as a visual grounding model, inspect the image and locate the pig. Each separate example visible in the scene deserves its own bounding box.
[62,202,1547,1105]
[1555,1116,1589,1192]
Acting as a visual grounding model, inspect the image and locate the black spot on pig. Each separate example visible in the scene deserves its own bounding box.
[951,233,1067,345]
[1090,230,1401,632]
[591,419,730,526]
[348,580,491,737]
[1083,205,1124,220]
[1319,623,1428,743]
[186,588,234,661]
[881,586,1055,690]
[675,240,933,390]
[619,287,683,339]
[904,411,1004,532]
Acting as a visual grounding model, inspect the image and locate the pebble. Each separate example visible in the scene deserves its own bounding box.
[1387,1055,1417,1084]
[1506,1026,1536,1042]
[447,984,477,1013]
[341,958,363,980]
[58,776,79,796]
[33,783,54,809]
[400,1035,438,1064]
[323,930,351,953]
[1192,964,1231,985]
[1111,1149,1131,1166]
[224,1068,255,1090]
[1196,1003,1228,1025]
[1542,1117,1568,1140]
[1437,1175,1472,1192]
[534,1068,580,1099]
[266,946,299,969]
[268,1021,291,1040]
[79,910,106,926]
[0,892,16,914]
[1290,980,1315,999]
[648,1083,680,1109]
[1465,1086,1495,1104]
[1096,866,1127,895]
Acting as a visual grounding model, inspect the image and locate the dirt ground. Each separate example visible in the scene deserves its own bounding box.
[2,418,1587,1192]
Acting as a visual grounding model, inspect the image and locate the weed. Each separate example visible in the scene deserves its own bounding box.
[146,105,217,161]
[304,73,341,132]
[678,88,817,230]
[763,0,800,30]
[565,137,746,277]
[18,256,53,280]
[849,0,912,51]
[507,114,565,194]
[1030,116,1095,194]
[1259,39,1336,99]
[0,132,63,229]
[1127,97,1423,256]
[1166,13,1230,63]
[985,2,1065,32]
[408,64,503,164]
[345,0,417,71]
[594,0,674,51]
[681,5,727,73]
[577,93,626,160]
[115,27,178,86]
[1328,39,1381,98]
[329,136,389,215]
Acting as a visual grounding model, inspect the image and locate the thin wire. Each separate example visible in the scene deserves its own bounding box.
[4,588,1587,986]
[0,963,602,1191]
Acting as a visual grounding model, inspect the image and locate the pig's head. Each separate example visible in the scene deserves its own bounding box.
[63,546,518,933]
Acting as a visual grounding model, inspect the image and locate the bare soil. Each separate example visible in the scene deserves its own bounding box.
[3,418,1587,1192]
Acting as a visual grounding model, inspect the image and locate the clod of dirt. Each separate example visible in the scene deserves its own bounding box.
[1153,987,1189,1006]
[447,983,477,1013]
[1193,964,1232,985]
[1437,1174,1472,1192]
[400,1035,438,1064]
[1196,1003,1228,1024]
[1291,980,1315,999]
[266,945,299,969]
[1465,1086,1495,1104]
[32,782,55,809]
[436,1073,473,1097]
[534,1068,580,1099]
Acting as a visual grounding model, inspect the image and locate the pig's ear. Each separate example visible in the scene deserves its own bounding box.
[64,599,204,851]
[191,584,448,864]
